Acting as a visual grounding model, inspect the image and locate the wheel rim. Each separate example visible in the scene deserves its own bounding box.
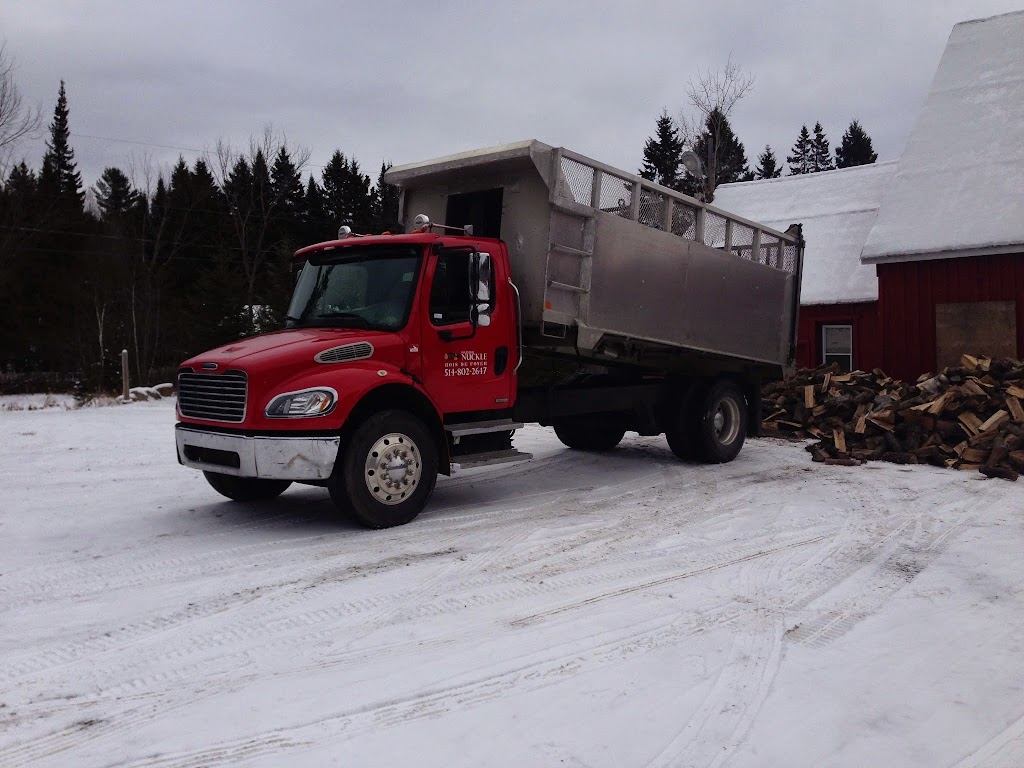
[712,397,741,446]
[364,432,421,505]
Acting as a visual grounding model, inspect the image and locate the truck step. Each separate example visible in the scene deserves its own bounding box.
[451,448,533,472]
[445,419,524,437]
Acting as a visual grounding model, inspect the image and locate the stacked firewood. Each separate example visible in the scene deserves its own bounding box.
[762,355,1024,481]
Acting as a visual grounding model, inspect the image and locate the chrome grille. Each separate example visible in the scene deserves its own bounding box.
[177,370,247,423]
[315,341,374,364]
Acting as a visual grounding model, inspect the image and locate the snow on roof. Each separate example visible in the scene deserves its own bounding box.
[714,161,897,305]
[862,10,1024,263]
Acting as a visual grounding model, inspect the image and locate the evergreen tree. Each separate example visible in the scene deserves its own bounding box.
[835,119,878,168]
[38,81,85,212]
[687,107,752,200]
[270,146,306,228]
[754,145,781,179]
[320,151,373,233]
[93,167,143,222]
[372,162,400,233]
[304,175,328,243]
[787,125,813,175]
[811,121,834,172]
[639,109,685,191]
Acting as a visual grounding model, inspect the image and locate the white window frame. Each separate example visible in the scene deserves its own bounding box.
[822,324,853,372]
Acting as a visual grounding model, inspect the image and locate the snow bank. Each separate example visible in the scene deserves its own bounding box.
[862,10,1024,262]
[0,394,76,411]
[715,162,895,304]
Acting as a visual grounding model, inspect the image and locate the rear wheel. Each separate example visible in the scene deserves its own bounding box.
[664,379,747,463]
[664,395,700,461]
[553,417,626,451]
[203,472,291,501]
[329,410,438,529]
[693,380,747,463]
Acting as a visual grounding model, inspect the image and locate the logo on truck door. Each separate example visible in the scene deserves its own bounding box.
[443,350,489,377]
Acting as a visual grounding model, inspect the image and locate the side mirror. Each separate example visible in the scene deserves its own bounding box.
[470,251,493,327]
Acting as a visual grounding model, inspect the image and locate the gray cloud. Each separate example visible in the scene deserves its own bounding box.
[3,0,1022,189]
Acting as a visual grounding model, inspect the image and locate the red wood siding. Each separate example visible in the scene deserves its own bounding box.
[877,252,1024,381]
[796,302,881,371]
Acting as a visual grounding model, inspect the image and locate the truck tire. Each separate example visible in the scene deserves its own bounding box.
[664,397,700,461]
[553,417,626,451]
[329,410,438,529]
[693,379,747,463]
[203,472,292,501]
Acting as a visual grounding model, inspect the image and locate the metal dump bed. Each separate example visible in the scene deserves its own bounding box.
[385,140,803,374]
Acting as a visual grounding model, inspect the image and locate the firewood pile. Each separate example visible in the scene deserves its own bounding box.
[762,355,1024,481]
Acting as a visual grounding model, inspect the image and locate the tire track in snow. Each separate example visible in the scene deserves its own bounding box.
[62,605,760,768]
[953,711,1024,768]
[783,472,985,649]
[105,530,829,768]
[644,552,788,768]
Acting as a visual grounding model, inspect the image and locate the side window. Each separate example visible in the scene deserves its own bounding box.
[429,252,473,326]
[822,324,853,372]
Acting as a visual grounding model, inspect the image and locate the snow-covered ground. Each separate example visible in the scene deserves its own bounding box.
[1,400,1022,767]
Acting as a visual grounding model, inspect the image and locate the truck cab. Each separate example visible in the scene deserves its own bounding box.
[176,229,526,528]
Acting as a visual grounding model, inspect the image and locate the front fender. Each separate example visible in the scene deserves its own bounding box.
[258,362,431,432]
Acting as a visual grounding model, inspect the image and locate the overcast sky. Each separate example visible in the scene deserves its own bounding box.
[2,0,1023,191]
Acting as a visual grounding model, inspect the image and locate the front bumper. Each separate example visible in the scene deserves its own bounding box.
[175,425,340,480]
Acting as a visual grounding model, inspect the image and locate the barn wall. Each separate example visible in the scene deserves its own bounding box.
[876,252,1024,381]
[796,302,881,371]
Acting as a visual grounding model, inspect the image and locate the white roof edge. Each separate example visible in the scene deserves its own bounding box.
[803,296,878,307]
[955,7,1024,26]
[862,242,1024,265]
[718,160,899,191]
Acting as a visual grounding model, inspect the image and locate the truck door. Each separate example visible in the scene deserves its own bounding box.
[419,244,513,416]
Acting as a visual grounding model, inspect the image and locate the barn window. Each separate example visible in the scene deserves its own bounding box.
[822,324,853,372]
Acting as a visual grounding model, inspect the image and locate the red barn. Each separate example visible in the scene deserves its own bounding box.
[861,9,1024,383]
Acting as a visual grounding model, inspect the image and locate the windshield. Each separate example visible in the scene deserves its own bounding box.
[286,246,422,331]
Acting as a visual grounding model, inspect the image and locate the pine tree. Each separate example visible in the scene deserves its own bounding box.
[754,145,781,179]
[304,175,328,243]
[320,151,373,233]
[38,81,84,212]
[372,162,400,233]
[687,107,752,200]
[639,109,685,191]
[835,119,878,168]
[787,125,813,175]
[811,122,834,172]
[270,146,306,228]
[93,167,143,222]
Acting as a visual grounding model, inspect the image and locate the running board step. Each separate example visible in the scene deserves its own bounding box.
[451,449,533,471]
[445,419,524,437]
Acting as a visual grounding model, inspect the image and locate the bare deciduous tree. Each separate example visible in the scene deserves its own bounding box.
[0,42,41,176]
[678,56,755,201]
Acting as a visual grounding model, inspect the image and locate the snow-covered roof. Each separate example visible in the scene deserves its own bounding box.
[714,161,896,305]
[862,10,1024,264]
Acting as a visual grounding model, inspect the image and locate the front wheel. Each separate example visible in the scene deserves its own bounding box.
[203,472,292,501]
[329,410,439,529]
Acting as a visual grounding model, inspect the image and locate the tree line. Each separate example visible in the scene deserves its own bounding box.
[639,60,878,201]
[1,57,879,394]
[0,80,399,392]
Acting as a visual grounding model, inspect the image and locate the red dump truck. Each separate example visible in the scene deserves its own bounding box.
[175,141,804,527]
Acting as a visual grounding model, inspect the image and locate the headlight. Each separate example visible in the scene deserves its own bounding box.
[265,387,337,418]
